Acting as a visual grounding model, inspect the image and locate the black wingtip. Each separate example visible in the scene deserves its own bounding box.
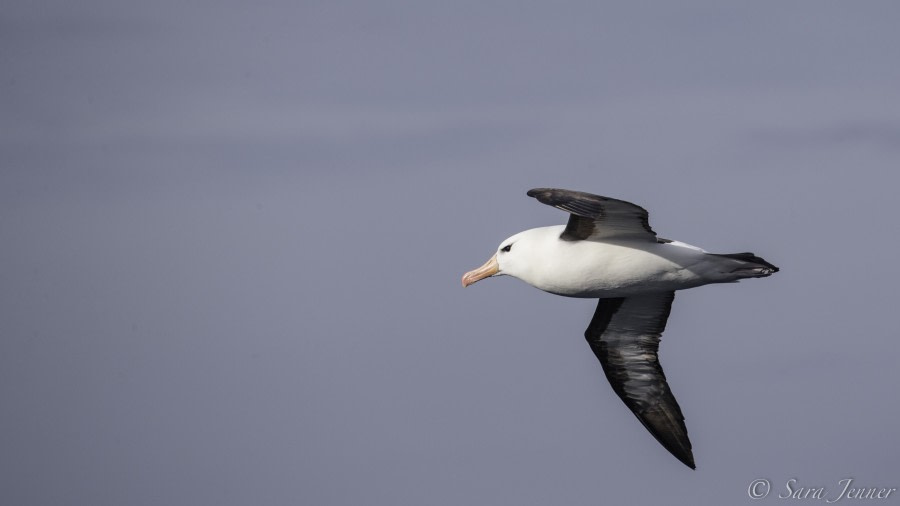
[636,409,697,470]
[665,437,695,469]
[526,188,576,210]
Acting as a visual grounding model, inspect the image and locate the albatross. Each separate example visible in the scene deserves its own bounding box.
[461,188,778,469]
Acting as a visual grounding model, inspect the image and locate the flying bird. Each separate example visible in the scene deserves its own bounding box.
[461,188,778,469]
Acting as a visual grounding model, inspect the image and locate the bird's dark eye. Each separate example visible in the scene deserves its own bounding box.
[501,244,512,253]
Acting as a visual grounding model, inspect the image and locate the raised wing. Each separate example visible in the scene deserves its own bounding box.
[584,292,695,469]
[526,188,656,242]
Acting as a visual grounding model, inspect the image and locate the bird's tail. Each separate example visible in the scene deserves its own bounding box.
[708,252,779,278]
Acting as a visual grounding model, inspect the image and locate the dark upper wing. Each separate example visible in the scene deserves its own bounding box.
[584,292,695,469]
[527,188,656,242]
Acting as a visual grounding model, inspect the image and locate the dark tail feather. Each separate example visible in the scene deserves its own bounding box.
[709,252,780,274]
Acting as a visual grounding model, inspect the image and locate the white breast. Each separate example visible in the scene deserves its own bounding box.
[510,226,712,298]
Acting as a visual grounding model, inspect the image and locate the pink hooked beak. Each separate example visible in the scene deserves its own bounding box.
[461,253,500,287]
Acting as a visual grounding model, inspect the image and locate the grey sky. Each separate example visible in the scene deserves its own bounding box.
[2,2,899,505]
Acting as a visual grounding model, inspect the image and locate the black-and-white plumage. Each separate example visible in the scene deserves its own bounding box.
[585,292,692,468]
[462,188,778,469]
[527,188,657,242]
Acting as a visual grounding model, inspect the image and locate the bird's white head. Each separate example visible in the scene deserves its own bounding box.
[461,228,549,288]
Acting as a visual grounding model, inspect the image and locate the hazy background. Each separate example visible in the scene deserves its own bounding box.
[2,2,899,505]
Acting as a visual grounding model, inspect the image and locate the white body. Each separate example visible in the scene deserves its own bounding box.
[497,225,748,298]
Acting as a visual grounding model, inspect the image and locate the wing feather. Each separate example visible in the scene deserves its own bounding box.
[527,188,656,242]
[584,292,695,469]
